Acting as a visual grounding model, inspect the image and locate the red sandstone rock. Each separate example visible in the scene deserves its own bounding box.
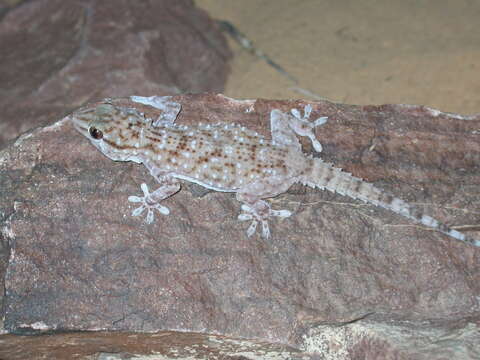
[0,0,231,148]
[1,94,479,359]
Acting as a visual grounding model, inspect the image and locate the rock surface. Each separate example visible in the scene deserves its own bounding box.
[0,0,231,148]
[0,319,478,359]
[1,2,479,358]
[1,93,479,358]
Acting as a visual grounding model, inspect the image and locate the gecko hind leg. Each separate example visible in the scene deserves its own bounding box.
[270,104,327,152]
[128,180,181,224]
[236,177,296,238]
[238,201,292,238]
[289,104,327,152]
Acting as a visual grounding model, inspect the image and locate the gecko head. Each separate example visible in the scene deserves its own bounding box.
[70,101,145,162]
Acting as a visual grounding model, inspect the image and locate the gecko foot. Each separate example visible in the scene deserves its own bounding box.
[290,104,328,152]
[238,202,292,238]
[128,183,171,224]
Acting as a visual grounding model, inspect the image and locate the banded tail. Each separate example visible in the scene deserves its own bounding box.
[303,158,479,247]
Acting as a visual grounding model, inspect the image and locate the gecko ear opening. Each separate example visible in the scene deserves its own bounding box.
[89,127,103,140]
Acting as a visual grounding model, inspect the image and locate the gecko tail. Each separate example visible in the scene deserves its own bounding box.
[303,159,479,247]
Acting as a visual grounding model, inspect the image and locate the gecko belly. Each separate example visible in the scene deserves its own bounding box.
[173,173,238,193]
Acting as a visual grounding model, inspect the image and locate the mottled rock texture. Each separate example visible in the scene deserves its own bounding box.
[0,0,231,148]
[1,1,479,358]
[1,93,479,359]
[1,320,478,359]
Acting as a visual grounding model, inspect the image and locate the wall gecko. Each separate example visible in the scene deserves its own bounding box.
[70,95,479,247]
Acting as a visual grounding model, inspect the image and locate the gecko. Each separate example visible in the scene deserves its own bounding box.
[70,95,479,247]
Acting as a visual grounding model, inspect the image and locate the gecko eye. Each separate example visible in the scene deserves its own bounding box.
[89,127,103,140]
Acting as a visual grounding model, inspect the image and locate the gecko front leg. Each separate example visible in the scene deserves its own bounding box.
[130,95,182,126]
[128,176,181,224]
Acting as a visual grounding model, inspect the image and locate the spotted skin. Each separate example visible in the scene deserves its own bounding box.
[70,96,479,247]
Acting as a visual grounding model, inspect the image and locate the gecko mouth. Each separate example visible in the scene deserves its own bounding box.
[70,117,89,137]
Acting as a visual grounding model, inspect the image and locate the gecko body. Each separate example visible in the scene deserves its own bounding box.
[70,96,479,247]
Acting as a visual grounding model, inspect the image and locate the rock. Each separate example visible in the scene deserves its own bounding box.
[1,93,479,359]
[0,0,231,148]
[0,321,478,359]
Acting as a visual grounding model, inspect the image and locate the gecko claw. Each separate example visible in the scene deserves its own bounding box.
[238,203,291,238]
[313,116,328,127]
[247,219,259,237]
[238,215,268,239]
[289,105,327,153]
[271,209,292,217]
[128,183,170,224]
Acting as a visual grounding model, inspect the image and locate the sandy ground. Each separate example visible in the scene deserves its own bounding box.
[196,0,480,115]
